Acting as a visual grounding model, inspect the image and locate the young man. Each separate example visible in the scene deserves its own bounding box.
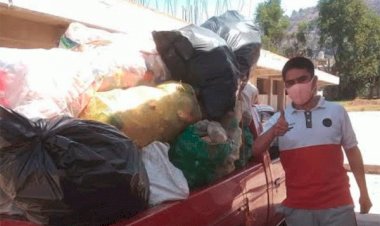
[254,57,372,225]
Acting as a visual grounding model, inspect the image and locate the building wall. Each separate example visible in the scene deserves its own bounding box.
[256,77,285,111]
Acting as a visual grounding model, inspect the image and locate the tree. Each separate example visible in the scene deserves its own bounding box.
[255,0,289,54]
[357,12,380,98]
[318,0,380,99]
[284,21,314,58]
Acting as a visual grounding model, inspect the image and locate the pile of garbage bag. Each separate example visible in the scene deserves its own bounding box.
[0,10,261,225]
[0,107,149,225]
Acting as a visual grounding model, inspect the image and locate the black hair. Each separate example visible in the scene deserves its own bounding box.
[282,56,315,80]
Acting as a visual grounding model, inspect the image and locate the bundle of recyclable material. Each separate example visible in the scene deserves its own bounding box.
[80,82,202,147]
[0,16,264,226]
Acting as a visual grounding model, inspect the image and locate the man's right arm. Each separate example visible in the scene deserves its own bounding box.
[253,110,289,156]
[253,127,276,156]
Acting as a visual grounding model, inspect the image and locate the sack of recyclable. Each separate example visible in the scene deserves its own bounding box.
[0,47,102,119]
[194,120,228,144]
[216,101,243,178]
[80,82,202,147]
[0,106,149,226]
[232,82,255,167]
[235,124,254,168]
[152,24,240,120]
[201,10,261,79]
[142,142,189,206]
[59,22,170,90]
[169,122,232,189]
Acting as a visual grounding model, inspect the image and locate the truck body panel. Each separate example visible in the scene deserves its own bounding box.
[116,163,269,226]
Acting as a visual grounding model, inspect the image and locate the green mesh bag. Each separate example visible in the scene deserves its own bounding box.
[169,125,232,189]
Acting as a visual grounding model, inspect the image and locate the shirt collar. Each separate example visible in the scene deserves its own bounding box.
[288,96,326,114]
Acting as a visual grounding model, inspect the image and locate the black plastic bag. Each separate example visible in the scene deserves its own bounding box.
[0,106,149,226]
[152,24,240,121]
[201,10,261,79]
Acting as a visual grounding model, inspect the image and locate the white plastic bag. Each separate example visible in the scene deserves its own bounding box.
[141,141,189,206]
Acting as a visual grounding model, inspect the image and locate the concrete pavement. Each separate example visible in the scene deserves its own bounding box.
[348,112,380,225]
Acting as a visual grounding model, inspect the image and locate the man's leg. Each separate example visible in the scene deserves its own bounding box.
[316,205,357,226]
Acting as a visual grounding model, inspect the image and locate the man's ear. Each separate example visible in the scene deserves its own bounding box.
[312,75,318,87]
[312,76,319,95]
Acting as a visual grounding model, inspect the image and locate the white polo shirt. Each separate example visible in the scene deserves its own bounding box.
[263,97,357,209]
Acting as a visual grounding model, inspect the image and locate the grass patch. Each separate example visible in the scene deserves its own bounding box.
[335,98,380,112]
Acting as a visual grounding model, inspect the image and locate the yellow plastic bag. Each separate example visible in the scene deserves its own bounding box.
[80,82,202,147]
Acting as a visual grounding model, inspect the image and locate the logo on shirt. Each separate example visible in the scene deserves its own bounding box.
[322,118,332,127]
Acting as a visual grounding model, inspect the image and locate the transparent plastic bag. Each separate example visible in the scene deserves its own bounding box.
[60,22,169,90]
[0,47,102,119]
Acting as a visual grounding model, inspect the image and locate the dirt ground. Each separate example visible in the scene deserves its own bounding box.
[339,98,380,111]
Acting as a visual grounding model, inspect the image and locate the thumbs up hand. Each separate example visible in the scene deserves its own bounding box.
[273,110,289,137]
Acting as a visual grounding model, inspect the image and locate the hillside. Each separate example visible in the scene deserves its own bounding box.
[288,0,380,31]
[284,0,380,58]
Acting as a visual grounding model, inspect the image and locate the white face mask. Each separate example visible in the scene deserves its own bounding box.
[286,77,316,105]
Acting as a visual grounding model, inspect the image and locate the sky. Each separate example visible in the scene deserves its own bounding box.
[233,0,320,17]
[277,0,319,16]
[147,0,320,24]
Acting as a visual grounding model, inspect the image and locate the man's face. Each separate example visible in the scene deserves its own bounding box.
[284,68,313,88]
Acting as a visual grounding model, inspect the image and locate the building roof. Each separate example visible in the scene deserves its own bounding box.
[1,0,339,86]
[0,0,188,34]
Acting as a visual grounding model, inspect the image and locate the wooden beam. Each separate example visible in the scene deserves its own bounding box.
[277,81,285,110]
[268,78,273,106]
[249,65,258,85]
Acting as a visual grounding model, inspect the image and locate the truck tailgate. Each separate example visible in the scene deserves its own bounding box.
[114,162,269,226]
[0,162,269,226]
